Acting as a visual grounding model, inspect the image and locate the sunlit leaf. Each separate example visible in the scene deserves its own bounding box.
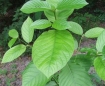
[32,30,74,78]
[68,21,83,35]
[8,38,17,48]
[52,20,71,30]
[59,62,92,86]
[56,9,74,20]
[44,10,55,22]
[96,30,105,52]
[57,0,88,10]
[9,29,18,38]
[31,19,51,29]
[46,0,60,7]
[85,27,104,38]
[21,16,34,43]
[94,57,105,80]
[22,62,47,86]
[21,0,51,13]
[2,44,26,63]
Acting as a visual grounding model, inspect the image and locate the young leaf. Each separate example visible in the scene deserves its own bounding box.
[31,19,51,29]
[44,10,55,22]
[52,20,71,30]
[2,44,26,63]
[68,21,83,35]
[8,38,17,48]
[22,62,47,86]
[57,0,88,10]
[9,29,18,38]
[20,0,51,14]
[94,57,105,80]
[56,9,74,20]
[85,27,104,38]
[96,30,105,52]
[32,30,74,78]
[59,63,92,86]
[21,16,34,43]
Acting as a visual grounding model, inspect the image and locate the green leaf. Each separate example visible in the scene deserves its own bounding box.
[9,29,18,38]
[52,20,71,30]
[31,19,51,29]
[90,73,102,84]
[68,21,83,35]
[59,63,92,86]
[2,44,26,63]
[96,30,105,52]
[35,12,42,20]
[56,9,74,20]
[44,10,55,22]
[94,57,105,80]
[20,0,51,14]
[46,81,57,86]
[102,46,105,57]
[21,16,34,43]
[46,0,60,7]
[32,30,74,78]
[57,0,88,10]
[22,62,47,86]
[8,38,17,48]
[85,27,104,38]
[72,54,93,71]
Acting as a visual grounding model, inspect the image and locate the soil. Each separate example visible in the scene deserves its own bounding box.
[0,56,31,86]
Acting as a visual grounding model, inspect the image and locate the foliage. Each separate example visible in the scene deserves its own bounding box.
[0,0,11,15]
[1,0,105,86]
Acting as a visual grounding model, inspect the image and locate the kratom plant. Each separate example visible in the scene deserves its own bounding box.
[2,0,105,86]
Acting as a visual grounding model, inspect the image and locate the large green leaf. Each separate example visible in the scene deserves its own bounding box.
[56,9,74,20]
[85,27,104,38]
[2,44,26,63]
[8,38,17,48]
[22,62,47,86]
[32,30,74,78]
[94,57,105,80]
[31,19,51,29]
[57,0,88,10]
[59,63,92,86]
[21,16,34,43]
[44,10,55,22]
[20,0,51,14]
[9,29,18,38]
[96,30,105,52]
[52,20,71,30]
[68,21,83,35]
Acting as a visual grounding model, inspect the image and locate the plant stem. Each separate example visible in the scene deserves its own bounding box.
[52,76,59,85]
[78,34,84,51]
[18,38,28,45]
